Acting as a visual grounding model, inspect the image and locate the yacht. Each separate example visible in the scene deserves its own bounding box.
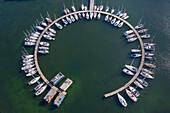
[108,16,112,23]
[116,11,121,16]
[118,22,124,28]
[137,78,148,87]
[124,30,133,36]
[145,56,156,61]
[71,6,76,12]
[122,13,127,18]
[86,12,89,20]
[131,54,141,58]
[94,5,97,11]
[24,67,36,74]
[126,34,136,39]
[82,12,85,18]
[99,5,103,11]
[81,3,85,10]
[33,31,40,35]
[144,45,155,51]
[131,49,141,53]
[66,16,72,24]
[93,12,97,18]
[97,13,101,19]
[28,76,41,85]
[39,46,49,50]
[66,8,70,14]
[70,15,75,22]
[117,93,128,107]
[22,61,34,67]
[35,85,47,96]
[123,15,129,20]
[43,35,55,40]
[105,15,109,21]
[119,12,124,18]
[142,68,154,75]
[45,18,52,23]
[55,23,63,29]
[40,42,49,46]
[140,72,154,79]
[135,24,144,29]
[24,42,36,46]
[141,34,150,39]
[45,31,55,37]
[123,68,134,76]
[49,28,56,34]
[78,13,82,19]
[29,36,38,40]
[125,65,138,72]
[114,20,120,26]
[63,9,67,15]
[74,14,79,21]
[111,8,115,14]
[21,64,34,70]
[96,6,100,11]
[62,18,68,25]
[144,63,156,68]
[22,55,34,59]
[84,6,87,11]
[26,70,37,77]
[128,37,137,42]
[144,43,156,46]
[36,26,44,31]
[129,86,140,97]
[138,29,148,33]
[145,52,154,57]
[34,82,45,91]
[40,21,47,27]
[134,80,144,89]
[38,50,49,54]
[31,33,39,37]
[125,89,137,102]
[90,12,93,20]
[105,5,109,12]
[110,18,116,24]
[23,58,34,63]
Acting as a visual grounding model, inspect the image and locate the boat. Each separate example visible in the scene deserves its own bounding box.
[39,46,49,50]
[128,37,137,42]
[123,68,134,76]
[86,12,89,20]
[144,63,156,68]
[137,78,148,87]
[24,67,36,74]
[131,54,141,58]
[82,12,85,18]
[123,15,129,20]
[66,8,70,14]
[25,38,36,43]
[66,16,72,24]
[84,6,87,11]
[71,6,76,12]
[96,5,100,11]
[131,49,141,53]
[141,34,150,39]
[118,22,124,28]
[93,12,97,18]
[29,36,38,40]
[78,13,82,19]
[63,9,67,15]
[28,76,40,85]
[36,26,44,31]
[74,14,79,21]
[33,31,40,35]
[50,72,65,85]
[124,30,133,36]
[35,85,47,96]
[70,15,75,22]
[144,45,155,51]
[125,89,137,102]
[122,13,127,18]
[23,58,34,63]
[54,92,66,107]
[43,35,55,40]
[81,4,84,10]
[134,80,144,89]
[110,18,116,24]
[119,12,124,17]
[125,65,138,72]
[40,21,47,27]
[45,18,52,23]
[94,5,97,11]
[31,33,39,37]
[60,78,73,91]
[116,11,121,16]
[105,15,109,21]
[144,43,156,46]
[114,20,120,26]
[140,71,154,79]
[62,19,68,25]
[145,52,154,56]
[145,56,156,61]
[142,68,154,75]
[22,55,34,59]
[55,23,63,30]
[129,86,140,97]
[111,8,115,14]
[105,6,109,12]
[38,50,49,54]
[22,61,34,67]
[135,24,144,29]
[26,70,37,77]
[97,13,101,19]
[138,29,148,33]
[44,88,57,103]
[45,31,55,37]
[90,12,93,20]
[21,64,34,70]
[34,82,45,91]
[117,93,127,107]
[40,42,49,46]
[126,34,136,39]
[99,5,103,11]
[108,16,112,23]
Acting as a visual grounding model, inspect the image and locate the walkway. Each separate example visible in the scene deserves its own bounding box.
[89,0,94,11]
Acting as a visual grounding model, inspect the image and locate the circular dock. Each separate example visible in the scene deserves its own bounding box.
[34,10,145,97]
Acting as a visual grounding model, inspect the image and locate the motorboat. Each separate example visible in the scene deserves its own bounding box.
[48,28,56,34]
[90,12,93,20]
[40,21,47,27]
[66,16,72,24]
[144,43,156,46]
[38,50,49,54]
[45,18,52,23]
[43,35,55,40]
[145,56,156,61]
[140,71,154,79]
[131,54,141,58]
[134,80,144,89]
[105,15,109,21]
[117,93,127,107]
[114,20,120,26]
[28,76,41,85]
[86,12,89,20]
[142,68,154,75]
[71,6,76,12]
[128,37,137,42]
[123,15,129,20]
[39,46,49,50]
[25,38,36,43]
[21,64,34,70]
[108,16,112,23]
[129,86,140,97]
[78,13,83,19]
[66,8,70,14]
[138,29,148,33]
[135,24,144,29]
[144,63,156,68]
[126,34,136,39]
[24,42,35,46]
[123,68,134,76]
[55,23,63,29]
[36,26,44,31]
[40,42,49,46]
[141,34,150,39]
[81,4,84,10]
[93,12,97,18]
[111,8,115,14]
[35,85,47,96]
[118,22,124,28]
[26,70,37,77]
[144,45,155,51]
[124,30,133,36]
[137,78,148,87]
[145,52,154,57]
[34,82,45,91]
[105,6,109,12]
[110,18,116,24]
[62,19,68,25]
[131,49,141,53]
[97,13,101,19]
[125,89,137,102]
[22,55,34,59]
[125,65,138,72]
[84,6,87,11]
[70,15,75,22]
[45,31,55,37]
[74,14,79,21]
[99,5,103,11]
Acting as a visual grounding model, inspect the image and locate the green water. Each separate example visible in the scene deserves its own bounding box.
[0,0,170,113]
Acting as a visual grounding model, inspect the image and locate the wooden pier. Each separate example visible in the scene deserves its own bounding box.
[89,0,94,11]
